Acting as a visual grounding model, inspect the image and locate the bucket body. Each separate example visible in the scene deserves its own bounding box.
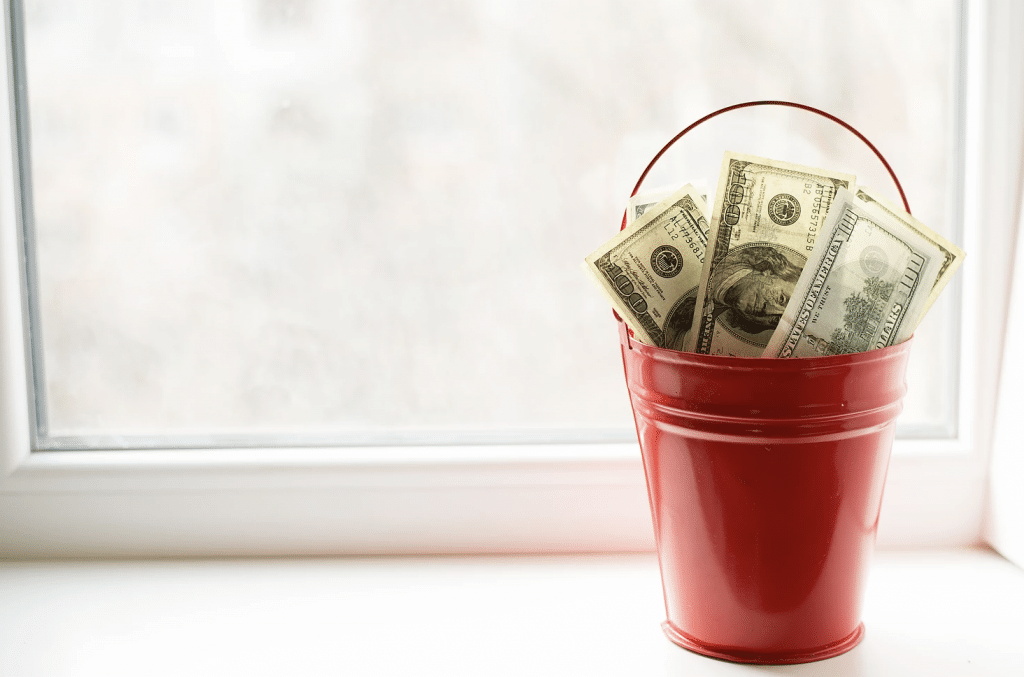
[620,323,910,664]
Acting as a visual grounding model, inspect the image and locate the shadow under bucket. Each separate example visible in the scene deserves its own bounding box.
[620,322,911,664]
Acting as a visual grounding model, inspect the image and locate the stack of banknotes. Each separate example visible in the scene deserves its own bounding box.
[583,152,965,358]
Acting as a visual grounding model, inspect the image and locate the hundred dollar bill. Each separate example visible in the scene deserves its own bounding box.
[763,187,944,358]
[584,184,709,349]
[684,152,856,356]
[626,188,675,226]
[855,186,964,316]
[626,183,709,226]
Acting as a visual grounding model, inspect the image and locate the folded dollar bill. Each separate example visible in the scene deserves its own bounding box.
[626,184,709,226]
[855,186,965,317]
[626,188,676,227]
[584,184,709,349]
[763,187,945,358]
[685,152,856,356]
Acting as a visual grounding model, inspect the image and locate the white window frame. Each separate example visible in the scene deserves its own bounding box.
[984,1,1024,570]
[0,0,1015,558]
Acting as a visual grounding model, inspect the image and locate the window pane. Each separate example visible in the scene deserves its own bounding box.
[23,0,959,442]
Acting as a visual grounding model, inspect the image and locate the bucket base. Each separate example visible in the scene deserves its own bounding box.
[660,621,864,665]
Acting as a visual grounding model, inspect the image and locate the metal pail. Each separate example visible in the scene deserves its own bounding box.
[621,322,910,663]
[614,101,917,663]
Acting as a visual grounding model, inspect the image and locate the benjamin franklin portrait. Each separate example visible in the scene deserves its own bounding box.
[709,245,804,336]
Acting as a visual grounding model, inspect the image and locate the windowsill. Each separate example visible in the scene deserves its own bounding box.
[0,547,1020,676]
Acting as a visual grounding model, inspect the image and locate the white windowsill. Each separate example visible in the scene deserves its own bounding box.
[0,547,1020,676]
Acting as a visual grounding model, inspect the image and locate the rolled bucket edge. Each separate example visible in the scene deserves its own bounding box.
[660,620,865,665]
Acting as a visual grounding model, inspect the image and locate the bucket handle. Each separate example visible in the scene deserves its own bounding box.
[620,100,911,231]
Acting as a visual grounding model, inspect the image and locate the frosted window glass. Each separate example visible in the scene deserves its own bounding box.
[23,0,959,442]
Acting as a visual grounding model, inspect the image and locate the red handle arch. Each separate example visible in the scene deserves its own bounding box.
[621,100,910,231]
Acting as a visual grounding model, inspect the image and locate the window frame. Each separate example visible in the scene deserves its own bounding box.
[983,1,1024,569]
[0,0,1009,558]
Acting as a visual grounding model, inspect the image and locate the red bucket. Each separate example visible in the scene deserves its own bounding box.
[622,323,909,663]
[618,102,913,664]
